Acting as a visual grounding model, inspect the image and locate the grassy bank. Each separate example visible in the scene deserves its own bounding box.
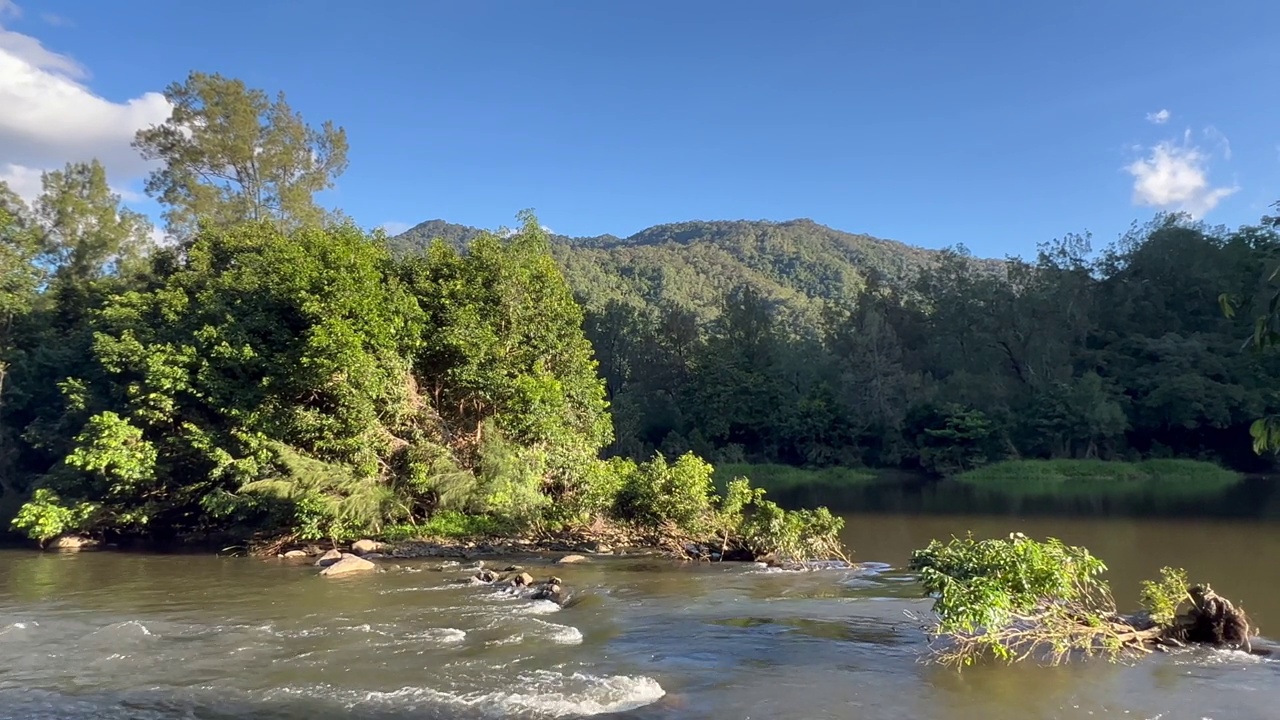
[955,459,1242,500]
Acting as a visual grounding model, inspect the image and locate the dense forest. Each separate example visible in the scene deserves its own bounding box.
[392,215,1280,478]
[2,72,1279,553]
[0,73,840,559]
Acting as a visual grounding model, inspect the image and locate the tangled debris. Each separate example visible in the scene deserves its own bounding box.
[908,533,1258,667]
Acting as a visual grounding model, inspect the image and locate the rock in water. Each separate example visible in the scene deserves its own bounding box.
[319,554,376,577]
[314,549,343,567]
[511,572,534,587]
[282,550,309,559]
[45,534,99,551]
[351,539,386,556]
[556,554,588,565]
[473,569,499,583]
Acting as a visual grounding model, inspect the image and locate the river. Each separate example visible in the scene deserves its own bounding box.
[1,513,1277,719]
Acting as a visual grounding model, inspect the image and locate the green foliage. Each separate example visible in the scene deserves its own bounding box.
[1140,566,1191,626]
[612,452,718,537]
[382,511,506,541]
[475,425,551,528]
[133,71,349,238]
[908,533,1111,663]
[737,500,846,563]
[10,488,97,544]
[417,210,1280,480]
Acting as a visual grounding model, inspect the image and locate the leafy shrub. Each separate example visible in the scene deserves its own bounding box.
[612,452,717,537]
[908,532,1111,662]
[1140,566,1191,626]
[737,498,846,563]
[11,488,98,544]
[475,427,550,529]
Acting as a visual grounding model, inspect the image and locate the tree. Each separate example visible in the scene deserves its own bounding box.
[35,160,153,282]
[133,72,349,237]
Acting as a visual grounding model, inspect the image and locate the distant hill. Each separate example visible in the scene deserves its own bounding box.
[389,218,1004,320]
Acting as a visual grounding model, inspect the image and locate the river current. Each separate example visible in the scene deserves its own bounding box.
[1,513,1277,719]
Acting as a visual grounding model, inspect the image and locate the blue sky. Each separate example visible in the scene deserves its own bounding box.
[2,0,1277,258]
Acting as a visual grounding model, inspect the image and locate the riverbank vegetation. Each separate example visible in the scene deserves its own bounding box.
[954,459,1242,501]
[0,72,843,561]
[908,533,1255,667]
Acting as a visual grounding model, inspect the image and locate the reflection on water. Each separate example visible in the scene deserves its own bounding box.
[1,511,1278,719]
[774,474,1280,519]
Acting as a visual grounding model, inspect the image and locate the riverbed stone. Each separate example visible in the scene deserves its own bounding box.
[577,541,612,554]
[319,553,376,577]
[351,539,387,556]
[473,569,499,583]
[45,534,99,551]
[314,549,343,567]
[532,582,568,605]
[556,554,588,565]
[510,572,534,587]
[282,550,309,559]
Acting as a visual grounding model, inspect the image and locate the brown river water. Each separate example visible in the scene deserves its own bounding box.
[1,513,1278,719]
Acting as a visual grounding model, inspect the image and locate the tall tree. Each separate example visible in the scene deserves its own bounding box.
[133,72,349,237]
[35,160,153,282]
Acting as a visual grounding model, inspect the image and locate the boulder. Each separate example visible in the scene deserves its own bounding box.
[511,572,534,587]
[532,582,569,605]
[45,534,99,551]
[577,541,612,554]
[319,553,376,577]
[314,549,344,567]
[556,554,588,565]
[351,539,387,556]
[282,550,309,559]
[473,569,499,583]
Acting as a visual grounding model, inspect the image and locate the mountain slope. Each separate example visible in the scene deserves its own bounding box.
[390,217,1002,319]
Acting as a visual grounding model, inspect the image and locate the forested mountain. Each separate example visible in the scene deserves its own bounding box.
[395,215,1280,478]
[390,217,1005,324]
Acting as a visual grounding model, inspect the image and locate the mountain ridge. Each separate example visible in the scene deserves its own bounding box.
[388,217,1005,320]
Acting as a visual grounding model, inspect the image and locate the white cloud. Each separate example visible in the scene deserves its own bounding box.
[378,221,410,236]
[1146,109,1171,124]
[0,0,18,19]
[0,4,169,206]
[40,12,70,26]
[0,161,42,202]
[1125,129,1238,218]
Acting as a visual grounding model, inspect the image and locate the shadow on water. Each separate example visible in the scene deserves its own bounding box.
[771,474,1280,519]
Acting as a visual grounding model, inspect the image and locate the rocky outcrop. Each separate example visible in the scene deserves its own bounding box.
[45,534,99,551]
[319,553,377,577]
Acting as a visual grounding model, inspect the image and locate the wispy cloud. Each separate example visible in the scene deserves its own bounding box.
[40,12,70,26]
[378,221,410,236]
[1125,127,1237,218]
[1146,108,1171,125]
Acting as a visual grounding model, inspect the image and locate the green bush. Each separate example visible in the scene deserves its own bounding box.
[612,452,717,537]
[10,488,98,544]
